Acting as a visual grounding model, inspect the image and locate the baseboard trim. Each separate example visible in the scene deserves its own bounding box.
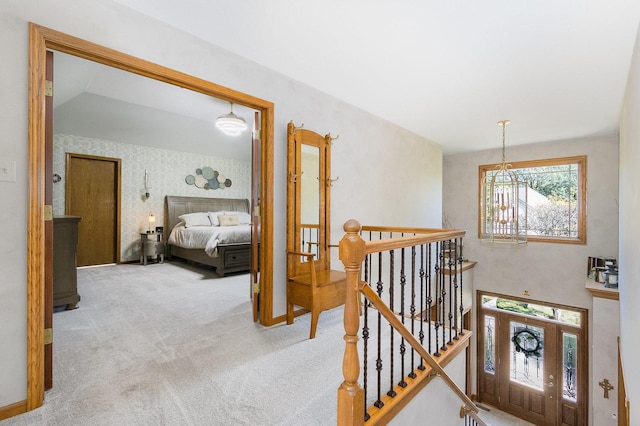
[0,399,27,421]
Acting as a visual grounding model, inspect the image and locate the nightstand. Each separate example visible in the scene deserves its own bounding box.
[140,232,164,265]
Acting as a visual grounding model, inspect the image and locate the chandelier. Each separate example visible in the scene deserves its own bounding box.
[480,120,527,245]
[215,102,247,136]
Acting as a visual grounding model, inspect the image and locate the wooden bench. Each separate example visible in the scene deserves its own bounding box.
[287,250,346,339]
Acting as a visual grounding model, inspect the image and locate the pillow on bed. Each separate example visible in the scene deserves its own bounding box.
[224,211,252,224]
[218,214,240,227]
[207,211,223,226]
[178,212,212,227]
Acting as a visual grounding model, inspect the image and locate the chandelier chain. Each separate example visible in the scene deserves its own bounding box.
[498,119,510,168]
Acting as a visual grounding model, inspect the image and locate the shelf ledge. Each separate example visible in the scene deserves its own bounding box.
[442,261,477,275]
[585,278,619,301]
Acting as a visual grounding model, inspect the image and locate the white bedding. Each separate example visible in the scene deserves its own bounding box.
[168,223,251,257]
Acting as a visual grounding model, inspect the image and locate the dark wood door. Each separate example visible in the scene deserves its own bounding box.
[65,154,120,266]
[44,50,54,390]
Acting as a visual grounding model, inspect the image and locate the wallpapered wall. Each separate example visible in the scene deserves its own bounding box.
[53,134,251,262]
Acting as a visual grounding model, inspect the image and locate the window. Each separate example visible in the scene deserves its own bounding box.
[479,156,586,244]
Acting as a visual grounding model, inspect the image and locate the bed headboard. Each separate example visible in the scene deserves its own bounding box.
[164,196,250,232]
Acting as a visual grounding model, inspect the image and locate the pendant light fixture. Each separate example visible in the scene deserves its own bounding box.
[480,120,527,245]
[215,102,247,136]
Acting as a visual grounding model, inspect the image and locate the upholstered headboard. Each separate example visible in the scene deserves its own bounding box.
[164,196,250,232]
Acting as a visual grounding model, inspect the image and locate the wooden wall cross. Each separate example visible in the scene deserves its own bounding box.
[599,378,614,399]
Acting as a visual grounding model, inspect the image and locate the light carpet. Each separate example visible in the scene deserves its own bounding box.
[2,262,345,426]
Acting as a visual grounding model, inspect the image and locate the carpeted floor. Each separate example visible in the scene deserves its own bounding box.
[1,262,531,426]
[2,262,345,426]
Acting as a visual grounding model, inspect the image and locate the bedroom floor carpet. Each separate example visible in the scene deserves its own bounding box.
[2,262,521,426]
[1,262,344,426]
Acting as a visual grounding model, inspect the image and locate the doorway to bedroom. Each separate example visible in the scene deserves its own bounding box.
[28,23,275,410]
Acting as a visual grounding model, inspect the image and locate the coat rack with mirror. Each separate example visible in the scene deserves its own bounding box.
[286,121,345,339]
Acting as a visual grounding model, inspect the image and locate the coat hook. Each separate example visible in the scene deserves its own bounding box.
[289,171,303,183]
[289,120,304,135]
[326,133,339,145]
[327,176,339,187]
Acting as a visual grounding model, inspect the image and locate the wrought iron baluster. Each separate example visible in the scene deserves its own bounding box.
[434,241,442,357]
[408,244,417,378]
[438,242,447,351]
[362,252,370,421]
[374,249,385,408]
[387,249,397,397]
[398,246,407,388]
[418,243,426,371]
[447,244,454,346]
[458,237,465,336]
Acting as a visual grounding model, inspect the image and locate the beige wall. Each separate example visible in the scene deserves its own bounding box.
[619,21,640,426]
[443,134,619,424]
[0,0,443,409]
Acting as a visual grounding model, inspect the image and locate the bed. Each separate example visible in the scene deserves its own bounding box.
[164,195,253,276]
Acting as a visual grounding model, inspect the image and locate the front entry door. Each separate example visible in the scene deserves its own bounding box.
[498,315,557,424]
[478,293,586,426]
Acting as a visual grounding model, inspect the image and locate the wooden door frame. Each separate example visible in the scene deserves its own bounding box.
[65,153,122,264]
[27,23,275,410]
[476,291,588,425]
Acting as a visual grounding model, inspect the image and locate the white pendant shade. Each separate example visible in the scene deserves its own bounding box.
[216,103,247,136]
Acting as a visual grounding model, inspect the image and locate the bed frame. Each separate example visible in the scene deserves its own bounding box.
[164,195,252,276]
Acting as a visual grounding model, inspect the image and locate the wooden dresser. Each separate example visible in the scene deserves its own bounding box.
[53,216,82,310]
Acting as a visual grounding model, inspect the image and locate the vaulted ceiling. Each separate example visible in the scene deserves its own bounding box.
[69,1,640,154]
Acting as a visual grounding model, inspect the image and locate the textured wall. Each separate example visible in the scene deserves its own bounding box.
[53,134,251,262]
[443,135,619,424]
[1,0,443,409]
[619,22,640,426]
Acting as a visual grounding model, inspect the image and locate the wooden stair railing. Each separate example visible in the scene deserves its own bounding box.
[337,219,481,425]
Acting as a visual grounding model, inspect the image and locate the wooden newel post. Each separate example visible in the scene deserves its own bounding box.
[337,219,366,425]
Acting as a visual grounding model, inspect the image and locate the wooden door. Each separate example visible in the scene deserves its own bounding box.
[65,154,121,266]
[251,112,260,321]
[478,294,586,426]
[44,50,54,390]
[498,314,558,425]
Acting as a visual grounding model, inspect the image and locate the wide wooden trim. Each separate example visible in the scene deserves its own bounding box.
[28,22,275,410]
[28,22,47,410]
[0,400,28,421]
[478,155,587,245]
[585,278,619,300]
[618,337,629,426]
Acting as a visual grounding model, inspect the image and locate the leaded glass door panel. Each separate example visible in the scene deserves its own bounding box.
[499,316,557,425]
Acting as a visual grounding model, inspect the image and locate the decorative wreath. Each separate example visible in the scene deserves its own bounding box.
[511,327,543,358]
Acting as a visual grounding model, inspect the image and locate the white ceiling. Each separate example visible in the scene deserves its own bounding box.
[53,52,256,161]
[75,1,640,154]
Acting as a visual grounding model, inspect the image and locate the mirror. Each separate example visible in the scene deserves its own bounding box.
[300,144,321,259]
[287,122,332,276]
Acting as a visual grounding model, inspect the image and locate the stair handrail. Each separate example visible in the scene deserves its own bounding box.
[337,219,478,425]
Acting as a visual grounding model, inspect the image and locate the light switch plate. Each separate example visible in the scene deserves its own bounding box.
[0,160,16,182]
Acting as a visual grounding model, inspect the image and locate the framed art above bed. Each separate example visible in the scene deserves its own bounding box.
[164,195,254,276]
